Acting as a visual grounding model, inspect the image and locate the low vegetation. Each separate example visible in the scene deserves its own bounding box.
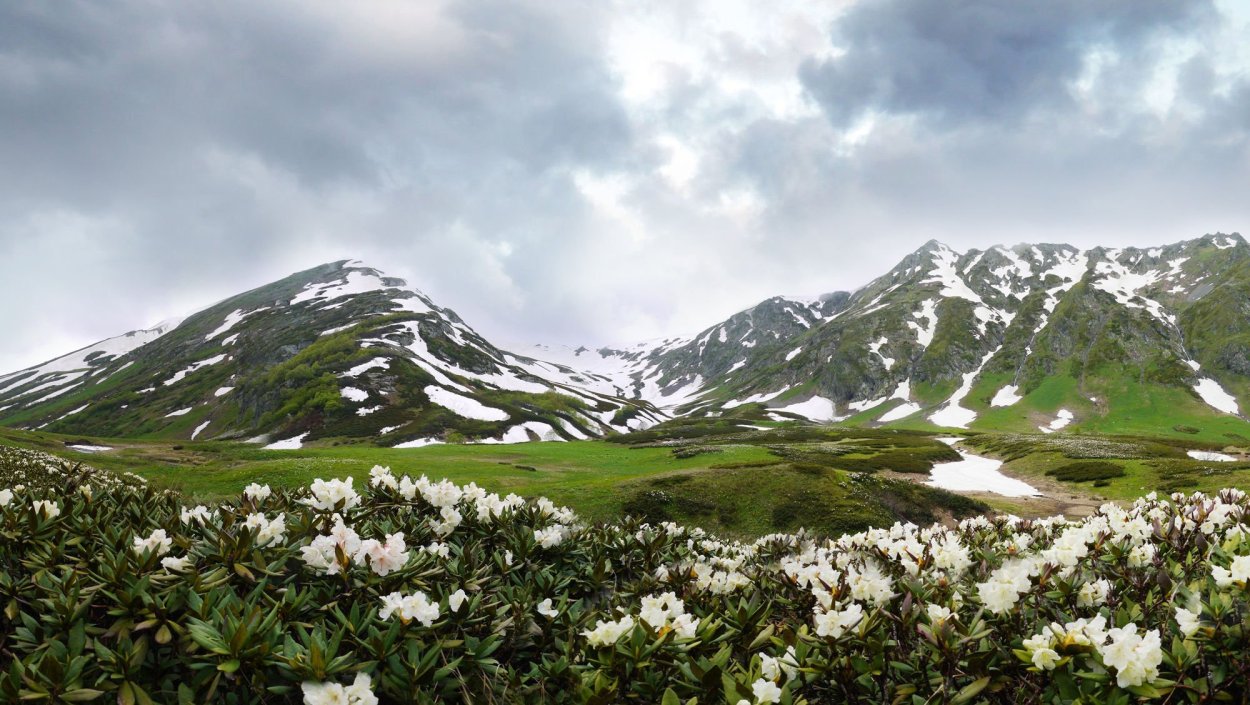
[3,445,1250,702]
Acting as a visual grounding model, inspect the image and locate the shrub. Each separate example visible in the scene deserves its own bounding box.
[2,445,1249,703]
[1045,461,1126,482]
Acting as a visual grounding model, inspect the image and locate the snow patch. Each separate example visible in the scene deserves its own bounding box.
[990,385,1022,407]
[784,347,802,362]
[424,385,509,421]
[340,386,369,402]
[265,433,308,450]
[341,357,390,377]
[191,420,211,440]
[214,386,234,397]
[164,354,227,386]
[393,437,444,449]
[67,444,112,453]
[1038,409,1074,434]
[908,300,939,348]
[1193,378,1240,415]
[1188,450,1236,461]
[165,407,193,418]
[771,396,839,422]
[926,447,1040,497]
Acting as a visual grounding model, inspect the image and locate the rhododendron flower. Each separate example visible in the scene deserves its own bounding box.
[751,678,782,704]
[244,512,287,547]
[32,499,59,518]
[925,604,953,624]
[537,598,558,618]
[448,589,468,612]
[814,602,863,639]
[1098,624,1163,688]
[1175,606,1202,638]
[0,489,12,506]
[301,672,377,705]
[357,532,408,577]
[583,615,635,646]
[162,555,194,572]
[1076,579,1110,607]
[368,465,396,490]
[379,591,440,627]
[244,483,271,503]
[180,505,213,524]
[133,528,173,557]
[303,477,360,512]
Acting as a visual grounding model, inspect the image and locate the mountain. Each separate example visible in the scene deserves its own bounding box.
[581,232,1250,438]
[0,261,667,446]
[5,232,1250,444]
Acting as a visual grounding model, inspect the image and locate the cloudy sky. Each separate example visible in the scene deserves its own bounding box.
[2,0,1248,372]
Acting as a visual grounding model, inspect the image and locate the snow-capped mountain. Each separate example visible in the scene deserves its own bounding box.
[4,232,1249,443]
[0,261,667,445]
[598,232,1250,436]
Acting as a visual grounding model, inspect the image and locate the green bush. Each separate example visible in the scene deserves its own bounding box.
[1045,461,1126,482]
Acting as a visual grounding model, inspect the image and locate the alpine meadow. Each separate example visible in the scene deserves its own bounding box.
[4,1,1250,704]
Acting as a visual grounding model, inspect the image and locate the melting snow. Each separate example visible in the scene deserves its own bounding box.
[785,347,803,362]
[1188,450,1236,461]
[340,387,369,402]
[928,350,998,429]
[868,338,895,370]
[1193,378,1240,415]
[341,357,390,377]
[927,439,1041,497]
[165,407,193,418]
[205,308,259,341]
[393,437,444,449]
[990,385,1023,407]
[908,300,939,347]
[67,444,112,453]
[771,396,839,422]
[265,433,308,450]
[424,385,509,421]
[357,406,382,416]
[290,270,393,306]
[191,420,211,440]
[723,386,793,409]
[878,381,921,422]
[164,354,227,386]
[1038,409,1074,434]
[214,386,234,397]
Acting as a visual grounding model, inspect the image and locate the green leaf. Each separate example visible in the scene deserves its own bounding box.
[952,677,990,705]
[661,687,680,705]
[217,659,241,673]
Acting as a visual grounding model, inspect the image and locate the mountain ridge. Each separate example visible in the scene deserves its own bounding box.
[4,232,1250,444]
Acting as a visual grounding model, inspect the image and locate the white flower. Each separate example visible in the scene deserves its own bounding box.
[504,550,514,566]
[1076,579,1110,607]
[301,672,377,705]
[301,516,361,574]
[448,589,468,612]
[751,678,782,704]
[32,499,59,519]
[534,525,568,548]
[378,591,440,627]
[1031,647,1061,670]
[244,483,272,503]
[537,598,558,618]
[1175,606,1202,638]
[244,512,287,547]
[1098,624,1163,688]
[424,542,450,559]
[583,615,635,647]
[814,602,864,639]
[926,604,953,624]
[161,555,194,572]
[368,465,397,490]
[180,505,213,525]
[133,529,173,557]
[0,489,14,506]
[303,477,360,512]
[356,532,408,577]
[1231,555,1250,583]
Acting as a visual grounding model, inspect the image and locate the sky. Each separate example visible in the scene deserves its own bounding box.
[1,0,1248,372]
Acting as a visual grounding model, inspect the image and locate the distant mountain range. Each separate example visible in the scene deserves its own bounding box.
[3,232,1249,445]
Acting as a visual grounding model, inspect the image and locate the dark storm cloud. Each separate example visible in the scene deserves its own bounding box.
[799,0,1217,125]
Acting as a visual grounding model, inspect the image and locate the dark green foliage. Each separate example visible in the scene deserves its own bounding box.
[1173,425,1200,434]
[1045,461,1126,483]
